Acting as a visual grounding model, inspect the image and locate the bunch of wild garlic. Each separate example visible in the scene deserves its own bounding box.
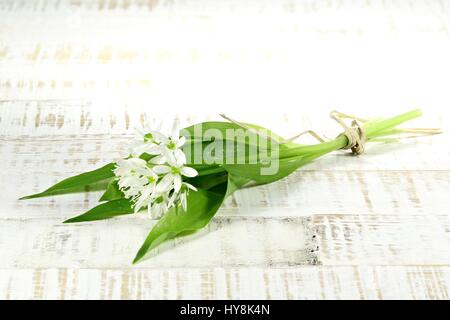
[21,109,439,263]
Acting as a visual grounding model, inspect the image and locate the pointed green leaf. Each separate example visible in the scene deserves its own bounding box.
[181,121,291,167]
[133,174,247,264]
[64,199,133,223]
[132,188,224,264]
[99,179,123,202]
[20,163,115,200]
[223,150,330,186]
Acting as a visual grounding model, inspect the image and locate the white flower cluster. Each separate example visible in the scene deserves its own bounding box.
[114,120,198,218]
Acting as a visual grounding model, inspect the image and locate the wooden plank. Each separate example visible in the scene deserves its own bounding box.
[1,100,446,139]
[0,102,447,172]
[1,131,447,171]
[0,216,318,268]
[316,214,450,266]
[1,266,450,299]
[1,213,450,268]
[3,170,449,219]
[1,1,450,108]
[228,170,450,216]
[1,0,449,301]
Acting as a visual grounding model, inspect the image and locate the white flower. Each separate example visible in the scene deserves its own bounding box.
[178,182,197,210]
[114,118,198,218]
[167,119,187,151]
[113,158,159,212]
[130,122,166,157]
[153,151,198,193]
[148,193,170,219]
[150,119,186,165]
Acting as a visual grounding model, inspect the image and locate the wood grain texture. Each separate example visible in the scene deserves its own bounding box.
[1,0,450,110]
[1,0,450,299]
[3,169,450,219]
[0,102,447,168]
[2,213,450,269]
[1,266,450,300]
[0,216,318,268]
[316,214,450,266]
[1,100,447,141]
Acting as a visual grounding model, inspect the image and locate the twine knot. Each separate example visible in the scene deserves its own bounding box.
[340,120,366,155]
[330,111,367,156]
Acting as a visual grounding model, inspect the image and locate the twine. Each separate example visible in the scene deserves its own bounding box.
[330,110,367,155]
[284,111,367,155]
[219,113,278,144]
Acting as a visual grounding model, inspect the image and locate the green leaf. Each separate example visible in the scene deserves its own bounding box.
[187,171,228,190]
[99,179,123,202]
[183,137,286,169]
[132,189,224,264]
[225,173,250,196]
[64,199,133,223]
[223,152,329,186]
[132,174,247,264]
[20,163,115,200]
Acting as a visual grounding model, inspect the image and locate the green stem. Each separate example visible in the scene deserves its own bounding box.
[280,109,424,160]
[280,137,346,158]
[363,109,422,137]
[190,109,426,184]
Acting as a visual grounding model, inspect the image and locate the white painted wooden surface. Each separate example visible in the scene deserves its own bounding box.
[0,0,449,299]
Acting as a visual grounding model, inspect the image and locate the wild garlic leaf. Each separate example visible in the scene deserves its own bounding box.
[63,199,133,223]
[132,188,224,264]
[183,138,283,167]
[182,121,296,168]
[182,121,284,153]
[223,158,306,184]
[223,153,326,186]
[133,174,248,264]
[99,179,123,202]
[20,163,115,200]
[187,172,228,190]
